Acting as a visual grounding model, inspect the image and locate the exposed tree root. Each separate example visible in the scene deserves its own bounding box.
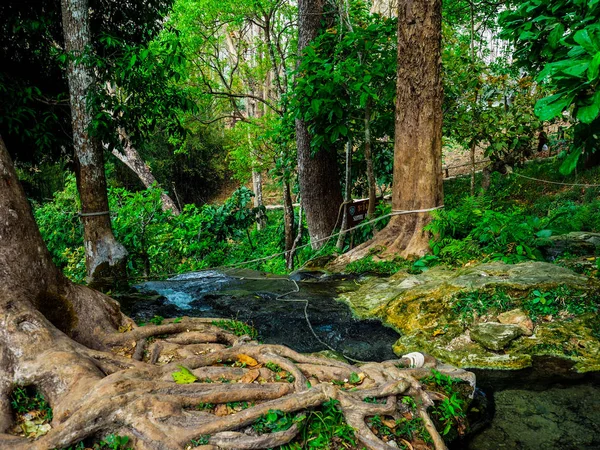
[0,140,471,450]
[0,312,473,450]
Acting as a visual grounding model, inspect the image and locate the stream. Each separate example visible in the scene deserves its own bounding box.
[119,269,600,450]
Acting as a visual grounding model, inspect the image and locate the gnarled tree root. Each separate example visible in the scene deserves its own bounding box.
[0,314,473,450]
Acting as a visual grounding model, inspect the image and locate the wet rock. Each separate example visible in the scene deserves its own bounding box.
[339,261,600,371]
[544,231,600,259]
[470,323,523,351]
[497,309,534,336]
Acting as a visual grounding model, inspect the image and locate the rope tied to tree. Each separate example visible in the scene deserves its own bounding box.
[78,211,111,218]
[512,172,600,187]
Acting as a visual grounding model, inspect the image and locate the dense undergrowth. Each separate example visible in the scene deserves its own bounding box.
[32,157,600,284]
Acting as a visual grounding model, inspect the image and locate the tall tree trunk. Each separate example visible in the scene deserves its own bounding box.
[111,129,180,215]
[364,104,377,217]
[335,0,443,264]
[296,0,343,249]
[61,0,127,287]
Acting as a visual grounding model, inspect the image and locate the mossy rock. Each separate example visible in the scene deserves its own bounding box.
[339,261,600,372]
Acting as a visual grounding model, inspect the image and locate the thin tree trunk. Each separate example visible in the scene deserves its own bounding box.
[336,140,352,251]
[288,203,304,270]
[470,141,476,196]
[252,169,266,230]
[111,129,180,215]
[61,0,127,288]
[296,0,343,249]
[283,180,295,270]
[364,104,377,217]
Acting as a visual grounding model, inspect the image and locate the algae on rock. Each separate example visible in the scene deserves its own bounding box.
[339,261,600,372]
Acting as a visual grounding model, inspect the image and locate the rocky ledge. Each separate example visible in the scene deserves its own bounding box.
[339,261,600,372]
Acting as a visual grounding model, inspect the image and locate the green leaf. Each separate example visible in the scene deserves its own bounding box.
[548,23,565,49]
[536,229,553,238]
[588,52,600,81]
[574,29,599,55]
[562,62,589,78]
[534,93,572,120]
[172,365,198,384]
[559,146,582,175]
[577,101,600,123]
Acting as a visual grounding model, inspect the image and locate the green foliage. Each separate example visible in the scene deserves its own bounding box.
[189,436,210,446]
[149,315,165,325]
[279,399,356,449]
[500,0,600,172]
[344,256,409,275]
[367,415,432,445]
[252,410,298,434]
[211,319,258,340]
[523,286,599,321]
[59,435,132,450]
[427,197,551,264]
[451,289,515,323]
[10,386,53,422]
[422,369,468,437]
[443,23,542,171]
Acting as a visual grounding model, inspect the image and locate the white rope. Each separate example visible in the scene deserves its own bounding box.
[220,204,445,270]
[512,172,600,187]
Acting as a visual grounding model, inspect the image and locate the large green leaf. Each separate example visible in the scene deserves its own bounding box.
[574,29,600,54]
[588,52,600,81]
[576,91,600,123]
[559,146,582,175]
[534,93,572,120]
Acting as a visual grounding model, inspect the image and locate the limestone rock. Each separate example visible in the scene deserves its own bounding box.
[340,261,600,372]
[545,231,600,259]
[497,309,534,336]
[470,322,524,351]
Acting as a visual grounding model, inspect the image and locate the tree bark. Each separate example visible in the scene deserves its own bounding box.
[334,0,443,264]
[61,0,127,287]
[296,0,343,249]
[111,128,180,215]
[364,104,377,217]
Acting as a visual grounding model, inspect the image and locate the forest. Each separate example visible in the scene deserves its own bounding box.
[1,0,600,449]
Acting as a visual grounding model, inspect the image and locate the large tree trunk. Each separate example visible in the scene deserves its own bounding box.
[296,0,343,249]
[334,0,443,264]
[111,128,181,215]
[0,135,462,450]
[61,0,127,287]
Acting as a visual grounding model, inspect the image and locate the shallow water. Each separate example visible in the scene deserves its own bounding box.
[121,270,600,449]
[122,269,400,362]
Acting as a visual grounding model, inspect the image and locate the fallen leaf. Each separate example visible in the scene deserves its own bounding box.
[240,369,260,383]
[237,354,259,367]
[214,404,229,416]
[381,418,396,428]
[172,365,198,384]
[433,329,445,336]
